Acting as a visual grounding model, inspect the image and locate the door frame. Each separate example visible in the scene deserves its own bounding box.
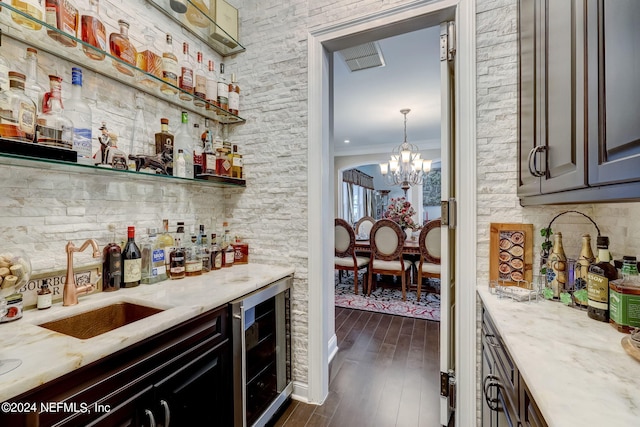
[307,1,477,426]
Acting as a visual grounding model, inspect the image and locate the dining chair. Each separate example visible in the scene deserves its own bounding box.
[415,219,442,301]
[367,219,412,301]
[335,218,370,295]
[354,216,375,238]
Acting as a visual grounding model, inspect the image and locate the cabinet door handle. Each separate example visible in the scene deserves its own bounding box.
[483,374,500,411]
[145,409,157,427]
[160,400,171,427]
[529,145,547,177]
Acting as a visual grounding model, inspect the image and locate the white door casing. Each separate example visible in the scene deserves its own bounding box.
[307,2,477,426]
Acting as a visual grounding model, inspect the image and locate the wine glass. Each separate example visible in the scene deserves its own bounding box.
[0,298,22,375]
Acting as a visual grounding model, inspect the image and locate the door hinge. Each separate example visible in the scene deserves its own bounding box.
[440,21,456,62]
[440,370,457,410]
[441,198,457,229]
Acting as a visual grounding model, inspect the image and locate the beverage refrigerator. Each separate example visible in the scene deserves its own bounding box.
[230,276,292,427]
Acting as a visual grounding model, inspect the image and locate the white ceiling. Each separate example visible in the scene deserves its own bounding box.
[332,26,442,157]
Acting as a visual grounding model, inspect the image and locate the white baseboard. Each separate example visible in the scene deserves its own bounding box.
[291,380,312,404]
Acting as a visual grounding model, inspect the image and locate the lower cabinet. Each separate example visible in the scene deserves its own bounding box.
[0,306,231,427]
[481,307,547,427]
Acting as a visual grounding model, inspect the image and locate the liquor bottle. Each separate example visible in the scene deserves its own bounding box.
[155,118,174,156]
[173,111,194,179]
[231,144,243,178]
[45,0,79,47]
[10,0,44,31]
[175,148,187,178]
[185,0,209,28]
[185,234,203,276]
[213,120,224,151]
[178,42,194,101]
[202,120,216,175]
[587,236,617,322]
[141,228,167,284]
[217,63,228,111]
[221,225,234,268]
[210,233,222,270]
[136,30,163,89]
[169,238,186,279]
[102,225,121,292]
[228,73,240,115]
[199,225,210,272]
[24,48,45,114]
[80,0,107,61]
[205,60,218,110]
[161,34,179,95]
[37,282,52,309]
[194,51,207,107]
[0,72,37,143]
[192,123,203,176]
[110,20,137,77]
[575,234,595,290]
[130,93,152,162]
[158,219,175,270]
[546,232,567,298]
[122,226,142,288]
[0,32,9,91]
[38,75,74,150]
[66,68,93,164]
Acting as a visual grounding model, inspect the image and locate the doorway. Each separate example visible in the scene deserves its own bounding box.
[307,1,477,426]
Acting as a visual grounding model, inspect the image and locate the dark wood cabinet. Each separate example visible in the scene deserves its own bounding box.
[0,306,231,427]
[586,0,640,186]
[518,0,640,204]
[481,308,548,427]
[518,0,587,200]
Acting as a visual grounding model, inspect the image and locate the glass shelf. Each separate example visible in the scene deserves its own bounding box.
[0,2,245,124]
[147,0,245,57]
[0,146,246,189]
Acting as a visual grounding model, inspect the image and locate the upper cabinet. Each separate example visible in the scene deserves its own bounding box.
[518,0,640,205]
[586,0,640,186]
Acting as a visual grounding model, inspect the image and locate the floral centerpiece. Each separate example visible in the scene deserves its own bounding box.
[383,197,421,230]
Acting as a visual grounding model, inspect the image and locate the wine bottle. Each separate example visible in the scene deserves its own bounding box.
[122,226,142,288]
[587,236,617,322]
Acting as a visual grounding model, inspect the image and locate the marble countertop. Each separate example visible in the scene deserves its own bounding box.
[0,264,294,403]
[478,285,640,427]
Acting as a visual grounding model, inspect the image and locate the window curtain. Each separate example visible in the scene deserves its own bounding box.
[342,169,375,224]
[343,181,354,225]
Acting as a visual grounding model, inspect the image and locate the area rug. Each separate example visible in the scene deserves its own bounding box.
[334,273,440,321]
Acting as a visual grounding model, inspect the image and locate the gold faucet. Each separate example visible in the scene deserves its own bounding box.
[64,239,101,306]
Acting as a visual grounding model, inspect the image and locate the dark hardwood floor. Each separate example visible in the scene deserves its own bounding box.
[273,307,441,427]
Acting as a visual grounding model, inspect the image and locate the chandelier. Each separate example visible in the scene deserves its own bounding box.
[379,109,432,195]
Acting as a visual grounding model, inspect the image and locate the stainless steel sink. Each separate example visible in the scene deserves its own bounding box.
[38,302,164,339]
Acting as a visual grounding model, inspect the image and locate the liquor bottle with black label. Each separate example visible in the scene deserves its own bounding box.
[587,236,617,322]
[122,226,142,288]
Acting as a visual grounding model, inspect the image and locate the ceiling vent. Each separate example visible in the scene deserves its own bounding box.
[339,42,385,72]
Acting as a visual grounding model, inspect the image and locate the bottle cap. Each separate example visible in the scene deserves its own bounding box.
[118,19,130,28]
[623,255,637,262]
[161,118,169,125]
[8,71,26,80]
[148,228,159,235]
[596,236,609,249]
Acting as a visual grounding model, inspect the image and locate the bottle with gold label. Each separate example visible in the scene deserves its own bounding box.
[11,0,44,31]
[547,232,567,298]
[587,236,617,322]
[575,234,595,291]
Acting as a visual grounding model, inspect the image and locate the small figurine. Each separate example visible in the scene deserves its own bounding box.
[128,148,173,175]
[96,122,128,170]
